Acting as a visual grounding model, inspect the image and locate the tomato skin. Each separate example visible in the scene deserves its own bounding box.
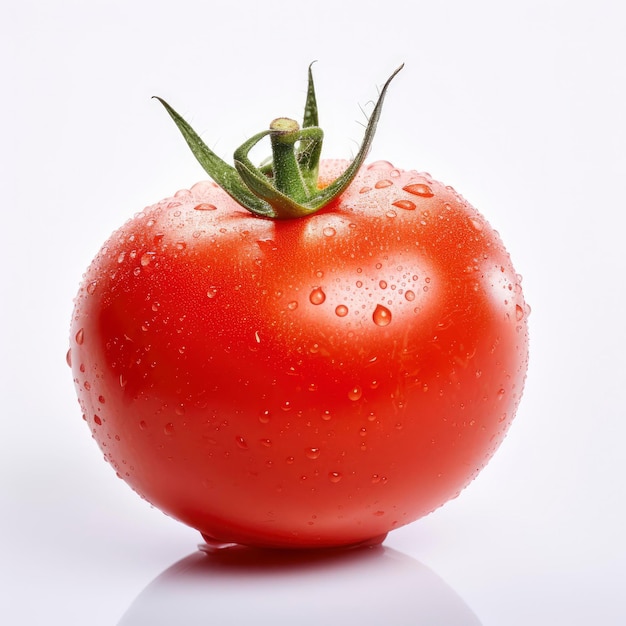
[69,160,529,548]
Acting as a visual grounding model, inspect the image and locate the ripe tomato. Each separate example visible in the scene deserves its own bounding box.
[69,67,529,549]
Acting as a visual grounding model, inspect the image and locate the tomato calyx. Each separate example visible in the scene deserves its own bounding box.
[154,64,403,219]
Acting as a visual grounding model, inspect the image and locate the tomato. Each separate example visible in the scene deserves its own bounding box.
[69,67,529,549]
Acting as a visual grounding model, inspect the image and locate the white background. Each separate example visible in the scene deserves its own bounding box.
[2,1,625,624]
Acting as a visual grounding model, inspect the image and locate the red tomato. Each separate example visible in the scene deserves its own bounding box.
[69,157,529,549]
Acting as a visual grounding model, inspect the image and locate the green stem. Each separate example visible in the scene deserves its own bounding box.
[268,118,309,202]
[155,64,403,220]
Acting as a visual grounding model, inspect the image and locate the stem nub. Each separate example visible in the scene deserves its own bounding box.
[155,64,403,219]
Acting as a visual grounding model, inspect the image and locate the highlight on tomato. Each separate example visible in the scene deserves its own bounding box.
[68,65,529,549]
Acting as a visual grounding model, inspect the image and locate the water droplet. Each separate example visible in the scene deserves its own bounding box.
[257,239,278,253]
[359,427,367,437]
[373,510,385,517]
[392,199,416,211]
[470,217,484,231]
[235,436,248,450]
[403,183,434,197]
[75,328,85,345]
[175,404,185,416]
[309,287,326,305]
[515,304,525,321]
[497,389,506,400]
[192,180,217,194]
[323,226,336,237]
[348,386,363,401]
[65,348,72,367]
[375,179,393,189]
[164,423,175,435]
[140,252,155,267]
[119,374,127,388]
[371,474,381,484]
[306,447,321,460]
[94,415,102,426]
[260,438,272,448]
[335,304,349,317]
[372,304,392,327]
[379,280,388,289]
[139,420,147,430]
[287,301,298,310]
[259,409,271,424]
[98,395,105,404]
[367,160,395,170]
[175,241,187,251]
[359,186,372,194]
[386,210,397,218]
[199,535,240,552]
[329,471,342,483]
[194,203,217,211]
[405,290,415,302]
[86,281,97,295]
[321,410,332,421]
[207,286,218,299]
[117,252,126,263]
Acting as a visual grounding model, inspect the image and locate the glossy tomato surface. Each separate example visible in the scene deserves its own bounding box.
[69,159,529,548]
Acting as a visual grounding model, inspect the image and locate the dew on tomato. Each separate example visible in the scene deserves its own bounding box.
[403,182,434,198]
[309,287,326,305]
[306,448,321,460]
[329,471,342,483]
[372,304,392,327]
[347,386,363,401]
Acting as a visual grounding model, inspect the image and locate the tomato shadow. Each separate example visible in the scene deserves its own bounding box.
[118,541,482,625]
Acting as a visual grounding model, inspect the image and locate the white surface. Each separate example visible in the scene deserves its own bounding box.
[118,545,481,625]
[2,1,625,624]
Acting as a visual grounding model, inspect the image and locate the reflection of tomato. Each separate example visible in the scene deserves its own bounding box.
[69,67,529,548]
